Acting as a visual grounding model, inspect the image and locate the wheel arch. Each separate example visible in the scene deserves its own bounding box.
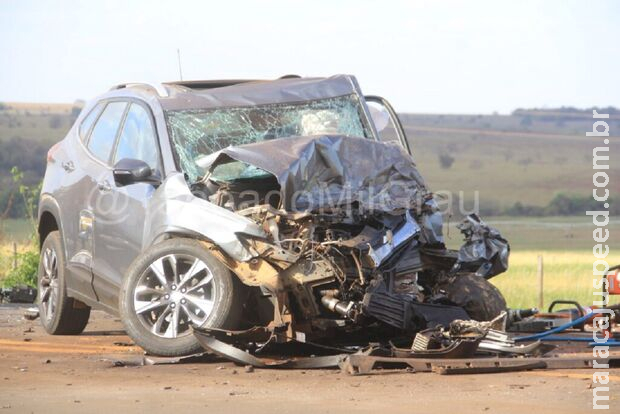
[38,195,63,250]
[148,229,280,291]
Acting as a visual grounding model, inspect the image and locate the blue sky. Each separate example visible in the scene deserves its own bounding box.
[0,0,618,113]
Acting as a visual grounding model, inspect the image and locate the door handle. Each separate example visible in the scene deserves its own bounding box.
[61,161,75,172]
[97,180,111,192]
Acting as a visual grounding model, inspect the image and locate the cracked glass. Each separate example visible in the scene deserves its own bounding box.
[167,94,372,182]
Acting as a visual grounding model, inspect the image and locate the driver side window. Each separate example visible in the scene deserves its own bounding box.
[113,103,160,172]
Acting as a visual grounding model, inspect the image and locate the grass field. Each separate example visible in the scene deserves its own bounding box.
[491,250,620,309]
[405,124,620,210]
[0,102,77,144]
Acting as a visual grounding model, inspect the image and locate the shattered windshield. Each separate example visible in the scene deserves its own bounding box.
[167,94,372,182]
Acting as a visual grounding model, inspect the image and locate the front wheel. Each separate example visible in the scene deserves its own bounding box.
[441,273,507,321]
[119,238,243,356]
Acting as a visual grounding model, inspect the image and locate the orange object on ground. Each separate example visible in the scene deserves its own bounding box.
[608,269,620,295]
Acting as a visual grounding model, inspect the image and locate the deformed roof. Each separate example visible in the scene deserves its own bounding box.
[158,74,365,111]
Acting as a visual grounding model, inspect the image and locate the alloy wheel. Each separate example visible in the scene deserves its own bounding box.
[39,247,59,322]
[133,254,215,338]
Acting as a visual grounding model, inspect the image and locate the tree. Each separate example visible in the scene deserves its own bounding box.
[438,153,455,169]
[520,115,533,127]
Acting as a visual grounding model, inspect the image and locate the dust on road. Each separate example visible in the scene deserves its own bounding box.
[0,304,616,413]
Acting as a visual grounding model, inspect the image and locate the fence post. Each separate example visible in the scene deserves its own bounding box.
[537,255,544,310]
[13,241,18,270]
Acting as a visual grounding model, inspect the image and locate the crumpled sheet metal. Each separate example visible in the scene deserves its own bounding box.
[161,75,368,112]
[194,331,346,369]
[193,328,612,375]
[143,172,267,261]
[205,135,428,213]
[456,214,510,278]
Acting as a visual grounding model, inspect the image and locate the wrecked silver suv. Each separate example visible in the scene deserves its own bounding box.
[37,75,509,356]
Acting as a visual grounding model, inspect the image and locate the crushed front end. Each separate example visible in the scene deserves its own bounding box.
[192,134,510,342]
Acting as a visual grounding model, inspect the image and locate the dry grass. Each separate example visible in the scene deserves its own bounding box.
[0,241,32,280]
[491,250,620,309]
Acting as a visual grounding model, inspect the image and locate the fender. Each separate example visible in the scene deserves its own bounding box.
[142,173,267,262]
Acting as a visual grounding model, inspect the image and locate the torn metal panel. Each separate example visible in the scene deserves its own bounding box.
[202,135,427,213]
[192,329,619,374]
[339,353,620,375]
[417,199,445,246]
[455,214,510,279]
[393,337,481,359]
[367,211,420,266]
[204,242,282,290]
[194,332,346,369]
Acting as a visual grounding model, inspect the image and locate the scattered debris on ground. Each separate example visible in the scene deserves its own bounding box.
[0,286,37,304]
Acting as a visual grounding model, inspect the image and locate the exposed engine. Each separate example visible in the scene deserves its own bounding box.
[192,135,510,339]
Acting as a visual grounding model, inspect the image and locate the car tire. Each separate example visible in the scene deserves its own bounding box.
[442,273,507,321]
[38,231,91,334]
[119,238,243,357]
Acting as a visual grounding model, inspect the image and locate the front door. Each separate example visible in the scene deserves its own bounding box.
[77,100,128,311]
[91,102,162,310]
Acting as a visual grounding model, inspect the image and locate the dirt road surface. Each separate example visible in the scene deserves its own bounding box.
[1,304,617,413]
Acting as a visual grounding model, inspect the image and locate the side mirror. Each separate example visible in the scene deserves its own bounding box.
[113,158,161,187]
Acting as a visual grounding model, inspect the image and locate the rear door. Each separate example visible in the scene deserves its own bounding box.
[55,101,106,302]
[91,101,162,310]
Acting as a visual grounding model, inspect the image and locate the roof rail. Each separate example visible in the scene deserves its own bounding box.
[110,82,169,98]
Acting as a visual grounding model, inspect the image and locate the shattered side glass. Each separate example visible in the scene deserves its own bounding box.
[166,94,371,182]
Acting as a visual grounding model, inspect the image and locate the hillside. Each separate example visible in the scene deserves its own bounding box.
[403,111,619,214]
[0,102,617,220]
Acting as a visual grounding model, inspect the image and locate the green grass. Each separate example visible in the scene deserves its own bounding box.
[491,250,620,309]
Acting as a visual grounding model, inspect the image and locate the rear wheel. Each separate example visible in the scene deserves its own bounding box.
[38,231,91,334]
[442,273,506,321]
[119,238,243,356]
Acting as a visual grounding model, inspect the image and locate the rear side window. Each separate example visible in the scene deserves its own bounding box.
[79,102,105,141]
[113,103,159,171]
[87,102,127,163]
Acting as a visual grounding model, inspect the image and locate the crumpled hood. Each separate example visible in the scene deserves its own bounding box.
[204,135,428,213]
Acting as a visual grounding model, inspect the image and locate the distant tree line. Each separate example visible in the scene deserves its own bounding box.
[512,106,620,116]
[476,193,619,217]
